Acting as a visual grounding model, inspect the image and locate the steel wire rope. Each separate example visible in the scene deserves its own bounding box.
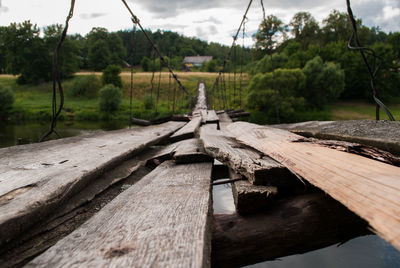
[346,0,395,121]
[129,24,137,127]
[211,0,254,109]
[121,0,188,96]
[40,0,76,142]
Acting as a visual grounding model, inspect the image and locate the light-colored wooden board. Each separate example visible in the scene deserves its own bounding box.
[170,116,202,142]
[227,121,400,251]
[206,110,219,124]
[193,82,208,112]
[27,161,213,268]
[200,124,298,186]
[173,138,213,164]
[218,112,233,131]
[0,121,185,247]
[273,120,400,156]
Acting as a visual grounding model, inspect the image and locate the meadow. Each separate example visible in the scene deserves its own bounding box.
[1,72,399,124]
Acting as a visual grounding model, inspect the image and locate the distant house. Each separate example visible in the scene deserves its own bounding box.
[184,56,213,69]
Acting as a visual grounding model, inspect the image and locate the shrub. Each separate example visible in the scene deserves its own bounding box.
[102,65,122,88]
[302,56,345,108]
[0,85,14,116]
[68,75,101,97]
[143,95,153,110]
[247,69,306,123]
[99,84,122,112]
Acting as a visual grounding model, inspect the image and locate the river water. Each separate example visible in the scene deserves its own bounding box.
[213,181,400,268]
[0,121,128,148]
[2,122,400,267]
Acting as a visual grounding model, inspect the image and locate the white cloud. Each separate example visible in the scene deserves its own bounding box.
[0,0,398,45]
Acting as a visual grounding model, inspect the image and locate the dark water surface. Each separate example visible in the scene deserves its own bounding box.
[213,181,400,268]
[0,121,128,148]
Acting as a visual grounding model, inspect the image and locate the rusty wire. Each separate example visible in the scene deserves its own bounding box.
[346,0,395,121]
[40,0,76,142]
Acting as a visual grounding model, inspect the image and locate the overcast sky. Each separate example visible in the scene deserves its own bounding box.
[0,0,399,46]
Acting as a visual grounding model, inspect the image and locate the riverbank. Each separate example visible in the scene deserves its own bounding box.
[1,72,399,125]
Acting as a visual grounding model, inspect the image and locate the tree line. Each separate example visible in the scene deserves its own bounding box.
[246,9,400,122]
[0,22,251,84]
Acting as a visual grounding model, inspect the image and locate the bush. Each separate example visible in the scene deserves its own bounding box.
[247,69,306,123]
[99,84,122,112]
[102,65,122,88]
[68,75,101,97]
[302,56,345,108]
[143,95,153,110]
[0,85,14,116]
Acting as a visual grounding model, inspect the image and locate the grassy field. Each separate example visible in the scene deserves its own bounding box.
[1,72,399,123]
[0,72,247,122]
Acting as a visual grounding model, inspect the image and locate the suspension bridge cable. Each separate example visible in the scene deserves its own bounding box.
[129,24,137,126]
[121,0,188,95]
[346,0,395,121]
[211,0,253,109]
[40,0,76,142]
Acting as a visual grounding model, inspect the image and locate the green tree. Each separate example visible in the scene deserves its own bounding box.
[302,56,345,108]
[99,84,122,112]
[88,39,111,71]
[204,59,218,72]
[102,65,122,88]
[255,53,288,73]
[1,21,51,84]
[43,24,81,78]
[290,12,320,49]
[254,15,287,58]
[247,69,306,122]
[141,56,151,72]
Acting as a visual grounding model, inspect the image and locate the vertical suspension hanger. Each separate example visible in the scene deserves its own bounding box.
[40,0,76,142]
[129,23,137,128]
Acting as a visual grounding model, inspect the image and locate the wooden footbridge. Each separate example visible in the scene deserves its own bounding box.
[1,83,400,267]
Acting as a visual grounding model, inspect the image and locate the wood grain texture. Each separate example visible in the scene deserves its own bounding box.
[206,110,219,124]
[170,116,202,142]
[274,120,400,156]
[27,161,213,268]
[200,124,298,186]
[227,121,400,250]
[212,193,369,267]
[232,179,278,215]
[0,121,185,247]
[173,139,213,164]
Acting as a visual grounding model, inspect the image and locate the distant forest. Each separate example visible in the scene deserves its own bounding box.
[0,9,399,104]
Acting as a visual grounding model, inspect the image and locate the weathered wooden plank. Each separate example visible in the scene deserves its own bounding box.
[212,193,369,268]
[218,113,233,131]
[28,161,213,268]
[200,124,299,186]
[170,116,202,142]
[131,117,152,126]
[193,82,208,112]
[0,121,185,247]
[274,120,400,156]
[227,121,400,251]
[173,138,213,164]
[232,176,278,215]
[206,110,219,124]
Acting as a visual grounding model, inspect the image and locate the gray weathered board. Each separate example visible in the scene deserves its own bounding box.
[200,124,298,186]
[227,121,400,251]
[274,120,400,156]
[27,161,213,268]
[173,138,213,164]
[0,121,185,246]
[206,110,219,124]
[170,116,202,142]
[232,179,278,215]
